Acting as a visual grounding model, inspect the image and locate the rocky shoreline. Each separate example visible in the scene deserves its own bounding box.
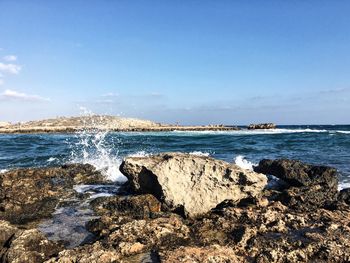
[2,153,348,262]
[0,116,278,134]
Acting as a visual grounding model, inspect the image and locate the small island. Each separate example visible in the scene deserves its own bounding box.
[0,115,247,134]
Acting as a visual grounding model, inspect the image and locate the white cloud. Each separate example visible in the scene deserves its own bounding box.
[3,55,17,62]
[0,79,4,86]
[0,89,50,102]
[0,63,21,74]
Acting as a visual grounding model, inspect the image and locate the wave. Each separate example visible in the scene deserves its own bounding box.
[69,129,127,183]
[128,151,150,157]
[336,130,350,134]
[234,155,256,170]
[0,169,8,174]
[170,128,330,136]
[189,151,210,157]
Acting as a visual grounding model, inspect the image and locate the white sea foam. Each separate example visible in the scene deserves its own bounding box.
[128,151,150,157]
[339,181,350,191]
[336,130,350,134]
[189,151,210,156]
[171,128,329,136]
[234,155,256,170]
[47,157,57,163]
[0,169,8,174]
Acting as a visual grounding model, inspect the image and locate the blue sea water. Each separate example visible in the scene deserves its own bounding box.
[1,125,350,188]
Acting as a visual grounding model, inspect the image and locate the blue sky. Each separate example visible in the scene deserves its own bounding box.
[0,0,349,124]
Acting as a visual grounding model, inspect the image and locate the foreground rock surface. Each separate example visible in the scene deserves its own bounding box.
[2,157,350,262]
[120,152,268,217]
[0,164,106,225]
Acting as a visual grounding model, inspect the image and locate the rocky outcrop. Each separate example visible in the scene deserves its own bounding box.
[338,188,350,205]
[254,159,338,189]
[254,159,339,210]
[247,123,276,129]
[0,220,62,263]
[120,153,267,217]
[0,164,106,225]
[1,157,350,262]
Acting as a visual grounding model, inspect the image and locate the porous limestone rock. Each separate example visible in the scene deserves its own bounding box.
[120,153,267,217]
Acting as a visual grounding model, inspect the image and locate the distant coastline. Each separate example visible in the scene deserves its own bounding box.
[0,115,243,134]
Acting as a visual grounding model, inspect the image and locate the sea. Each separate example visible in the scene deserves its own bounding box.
[1,125,350,189]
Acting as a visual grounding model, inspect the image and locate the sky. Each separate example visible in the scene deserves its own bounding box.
[0,0,350,125]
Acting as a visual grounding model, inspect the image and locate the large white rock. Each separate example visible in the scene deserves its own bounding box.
[120,153,267,217]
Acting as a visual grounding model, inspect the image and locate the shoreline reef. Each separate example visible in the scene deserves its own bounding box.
[1,153,350,262]
[0,115,277,134]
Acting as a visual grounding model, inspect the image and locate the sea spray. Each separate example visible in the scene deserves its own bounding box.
[234,155,255,170]
[69,129,127,182]
[68,108,127,182]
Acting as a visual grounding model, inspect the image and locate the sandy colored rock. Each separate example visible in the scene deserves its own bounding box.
[120,152,267,217]
[44,242,121,263]
[0,122,10,127]
[161,245,245,263]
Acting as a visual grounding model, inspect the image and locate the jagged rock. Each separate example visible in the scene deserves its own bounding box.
[247,123,276,129]
[0,220,62,263]
[160,245,245,263]
[254,159,339,209]
[44,242,121,263]
[338,188,350,205]
[254,159,338,190]
[0,164,106,225]
[106,214,190,257]
[120,153,267,217]
[90,194,161,220]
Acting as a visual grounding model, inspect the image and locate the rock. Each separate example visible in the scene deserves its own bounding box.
[254,159,338,190]
[120,153,267,217]
[247,123,276,129]
[254,159,339,210]
[0,164,106,225]
[44,242,121,263]
[160,245,245,263]
[338,188,350,205]
[5,229,62,263]
[279,185,339,210]
[106,214,190,256]
[0,220,62,263]
[0,122,10,127]
[90,194,161,220]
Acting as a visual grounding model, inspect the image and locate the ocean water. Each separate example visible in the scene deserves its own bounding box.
[0,125,350,189]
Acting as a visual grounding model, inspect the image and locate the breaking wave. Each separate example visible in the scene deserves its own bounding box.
[234,155,256,170]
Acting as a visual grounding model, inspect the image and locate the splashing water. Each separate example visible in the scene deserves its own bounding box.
[234,155,255,170]
[69,129,127,183]
[68,108,127,183]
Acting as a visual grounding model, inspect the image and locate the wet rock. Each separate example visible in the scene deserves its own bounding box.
[0,164,106,225]
[338,188,350,205]
[254,159,339,209]
[160,245,245,263]
[90,194,161,220]
[0,220,62,263]
[279,185,339,211]
[106,214,190,257]
[247,123,276,129]
[120,152,267,217]
[254,159,338,190]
